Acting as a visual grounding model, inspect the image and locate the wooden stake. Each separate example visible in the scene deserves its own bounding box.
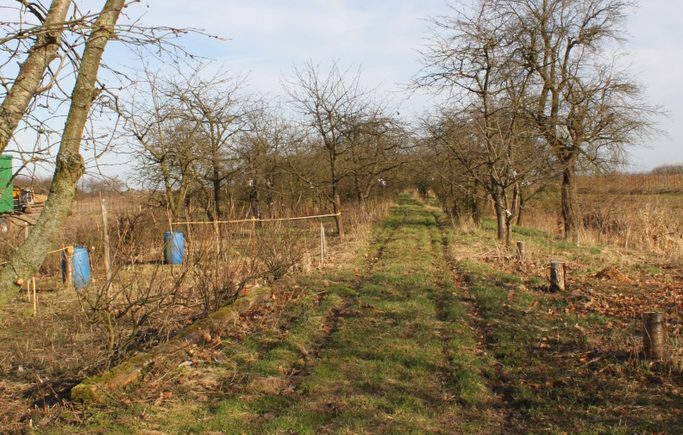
[185,207,193,264]
[251,217,257,262]
[335,194,344,241]
[31,276,37,315]
[100,195,112,287]
[516,241,525,261]
[165,207,174,264]
[65,245,74,290]
[643,312,665,360]
[320,223,325,267]
[213,218,221,257]
[549,261,566,292]
[24,226,30,302]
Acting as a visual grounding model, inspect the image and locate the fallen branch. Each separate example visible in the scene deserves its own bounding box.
[70,286,272,403]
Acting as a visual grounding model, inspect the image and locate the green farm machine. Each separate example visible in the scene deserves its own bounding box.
[0,155,46,231]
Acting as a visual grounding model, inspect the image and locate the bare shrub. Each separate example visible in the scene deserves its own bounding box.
[256,222,308,282]
[79,261,196,367]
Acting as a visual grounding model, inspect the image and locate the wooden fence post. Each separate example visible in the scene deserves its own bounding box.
[65,245,74,291]
[213,218,221,257]
[31,276,37,316]
[251,217,257,262]
[643,312,665,360]
[100,195,112,288]
[335,194,344,241]
[185,208,193,264]
[549,261,566,292]
[24,226,31,302]
[320,223,327,268]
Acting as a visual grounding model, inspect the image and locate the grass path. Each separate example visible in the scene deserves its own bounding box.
[166,196,497,433]
[53,195,681,433]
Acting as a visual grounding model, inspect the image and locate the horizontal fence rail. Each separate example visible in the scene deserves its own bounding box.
[172,212,341,226]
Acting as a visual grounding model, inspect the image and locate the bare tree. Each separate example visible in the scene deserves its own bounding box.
[415,1,545,244]
[125,66,201,217]
[236,103,295,219]
[345,111,406,204]
[286,61,371,236]
[176,68,248,219]
[0,1,209,306]
[0,0,126,305]
[0,0,72,152]
[416,0,658,243]
[506,0,659,241]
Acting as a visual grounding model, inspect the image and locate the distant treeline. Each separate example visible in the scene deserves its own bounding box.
[651,164,683,175]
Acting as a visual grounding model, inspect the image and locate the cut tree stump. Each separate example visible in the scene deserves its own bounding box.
[549,261,566,292]
[643,312,666,360]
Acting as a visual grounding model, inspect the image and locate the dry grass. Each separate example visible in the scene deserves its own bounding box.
[520,173,683,259]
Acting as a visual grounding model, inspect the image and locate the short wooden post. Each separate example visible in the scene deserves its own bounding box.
[24,226,31,302]
[100,195,112,286]
[335,194,344,241]
[516,241,525,261]
[549,261,566,292]
[251,217,257,262]
[320,223,326,267]
[65,245,74,290]
[643,312,665,360]
[31,276,37,315]
[213,218,221,257]
[185,208,193,264]
[165,208,173,264]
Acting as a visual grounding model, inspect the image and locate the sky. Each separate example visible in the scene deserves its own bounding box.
[40,0,683,174]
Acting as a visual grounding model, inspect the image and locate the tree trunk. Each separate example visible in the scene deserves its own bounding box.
[0,0,72,152]
[516,190,525,226]
[212,177,222,218]
[334,192,344,240]
[353,173,363,204]
[331,183,341,236]
[505,214,513,246]
[561,158,578,243]
[469,191,481,226]
[328,154,342,238]
[0,0,125,308]
[249,184,260,220]
[492,186,506,242]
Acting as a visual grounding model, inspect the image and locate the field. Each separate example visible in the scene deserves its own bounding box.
[522,173,683,257]
[0,181,680,432]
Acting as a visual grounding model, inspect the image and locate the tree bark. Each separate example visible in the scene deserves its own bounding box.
[561,156,579,243]
[0,0,72,152]
[212,177,222,217]
[0,0,125,308]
